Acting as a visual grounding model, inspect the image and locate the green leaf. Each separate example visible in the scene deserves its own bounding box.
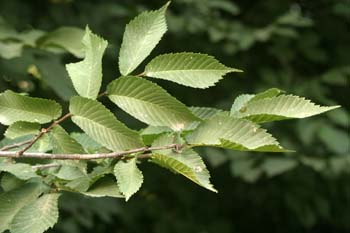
[186,106,228,130]
[230,94,339,123]
[66,27,108,99]
[0,163,38,180]
[114,158,143,201]
[49,125,85,154]
[144,53,242,88]
[0,183,41,233]
[186,115,286,152]
[118,2,169,75]
[83,176,124,198]
[5,122,40,139]
[151,134,217,192]
[1,173,25,192]
[107,76,198,130]
[70,132,109,153]
[10,193,60,233]
[70,96,144,152]
[261,158,298,177]
[53,163,90,192]
[35,56,77,101]
[0,90,62,125]
[37,27,85,57]
[230,88,283,114]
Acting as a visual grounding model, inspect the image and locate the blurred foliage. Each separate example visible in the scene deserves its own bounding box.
[0,0,349,232]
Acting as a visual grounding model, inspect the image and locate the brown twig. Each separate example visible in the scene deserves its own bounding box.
[0,144,178,160]
[15,113,73,156]
[0,139,32,152]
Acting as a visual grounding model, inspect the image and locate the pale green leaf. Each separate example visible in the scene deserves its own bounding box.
[0,163,38,180]
[50,125,85,154]
[118,2,169,75]
[10,193,60,233]
[114,158,143,201]
[83,176,124,198]
[107,76,198,130]
[37,27,85,57]
[186,115,286,152]
[151,134,217,192]
[0,183,41,232]
[70,96,144,152]
[0,91,62,125]
[145,53,242,88]
[66,27,108,99]
[230,88,283,114]
[5,122,40,139]
[231,94,340,123]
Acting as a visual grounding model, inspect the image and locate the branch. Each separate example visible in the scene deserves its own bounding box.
[15,113,73,156]
[0,139,32,151]
[0,144,178,160]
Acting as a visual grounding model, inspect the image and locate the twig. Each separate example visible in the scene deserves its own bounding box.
[0,144,178,160]
[135,72,145,77]
[15,113,73,156]
[98,91,107,98]
[32,163,61,170]
[0,139,32,151]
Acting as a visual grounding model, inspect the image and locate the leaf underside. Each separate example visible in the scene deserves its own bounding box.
[145,52,242,88]
[107,76,198,130]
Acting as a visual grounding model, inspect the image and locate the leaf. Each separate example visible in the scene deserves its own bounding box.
[83,176,124,198]
[186,115,286,152]
[151,134,217,192]
[0,163,38,180]
[186,106,228,130]
[230,88,283,114]
[49,125,85,154]
[5,122,40,139]
[114,158,143,201]
[66,27,108,99]
[0,90,62,125]
[70,132,109,153]
[37,27,85,57]
[35,56,77,101]
[260,158,298,177]
[0,183,41,233]
[10,193,60,233]
[230,94,340,123]
[70,96,144,152]
[144,53,242,88]
[107,76,198,130]
[1,173,25,192]
[118,2,169,75]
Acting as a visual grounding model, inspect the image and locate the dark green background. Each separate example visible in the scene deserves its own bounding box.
[0,0,349,232]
